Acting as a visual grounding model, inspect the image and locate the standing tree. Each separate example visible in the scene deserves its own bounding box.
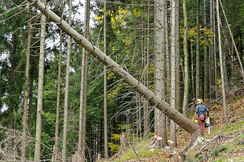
[103,0,108,159]
[196,0,200,99]
[210,0,215,99]
[165,0,171,130]
[154,0,167,147]
[170,0,177,149]
[78,0,90,160]
[175,0,180,114]
[62,0,72,160]
[204,0,208,99]
[21,10,32,161]
[216,0,229,125]
[52,1,65,161]
[34,0,46,160]
[182,0,189,117]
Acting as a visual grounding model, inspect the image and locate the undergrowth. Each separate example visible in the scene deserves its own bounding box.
[107,96,244,162]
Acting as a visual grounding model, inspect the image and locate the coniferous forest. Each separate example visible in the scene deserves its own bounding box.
[0,0,244,161]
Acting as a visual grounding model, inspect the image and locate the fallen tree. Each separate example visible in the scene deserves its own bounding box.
[27,0,198,133]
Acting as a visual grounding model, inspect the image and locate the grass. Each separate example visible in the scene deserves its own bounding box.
[109,97,244,162]
[112,138,163,162]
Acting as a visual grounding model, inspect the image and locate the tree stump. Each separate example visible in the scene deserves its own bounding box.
[174,151,185,162]
[202,152,208,162]
[120,132,128,154]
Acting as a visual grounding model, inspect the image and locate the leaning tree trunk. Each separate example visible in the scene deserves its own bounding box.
[34,0,46,160]
[219,0,244,80]
[27,0,198,133]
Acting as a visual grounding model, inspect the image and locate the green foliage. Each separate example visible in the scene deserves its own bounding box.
[117,124,131,130]
[111,133,121,141]
[108,142,120,152]
[145,132,154,140]
[109,134,121,152]
[40,111,56,124]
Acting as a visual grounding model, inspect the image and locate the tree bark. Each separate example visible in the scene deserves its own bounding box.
[52,2,64,161]
[103,0,108,159]
[34,0,46,160]
[216,0,229,125]
[154,0,167,147]
[27,0,198,133]
[196,0,200,99]
[204,0,208,99]
[62,0,72,160]
[170,0,177,148]
[22,13,32,162]
[165,0,170,131]
[78,0,90,160]
[182,0,189,117]
[210,0,215,99]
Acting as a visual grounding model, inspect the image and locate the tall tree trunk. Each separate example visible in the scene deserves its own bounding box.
[191,44,195,100]
[204,0,208,99]
[26,72,33,160]
[165,0,170,131]
[103,0,108,159]
[170,0,177,149]
[196,0,200,99]
[22,13,32,162]
[28,0,198,133]
[145,0,150,139]
[210,0,215,99]
[216,0,229,125]
[52,1,64,161]
[182,0,189,117]
[34,0,46,160]
[175,0,180,114]
[78,0,90,160]
[141,7,149,138]
[141,0,149,139]
[213,2,217,98]
[154,0,167,147]
[9,33,17,121]
[62,0,72,160]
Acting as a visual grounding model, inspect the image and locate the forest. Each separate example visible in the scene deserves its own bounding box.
[0,0,244,161]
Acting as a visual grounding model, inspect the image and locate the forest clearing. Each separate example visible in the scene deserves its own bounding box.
[0,0,244,161]
[108,93,244,162]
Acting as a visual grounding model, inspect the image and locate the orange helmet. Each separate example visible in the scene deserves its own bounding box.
[196,99,203,105]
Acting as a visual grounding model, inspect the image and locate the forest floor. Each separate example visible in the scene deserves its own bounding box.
[106,95,244,162]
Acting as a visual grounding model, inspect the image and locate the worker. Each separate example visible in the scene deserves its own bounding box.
[192,99,209,132]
